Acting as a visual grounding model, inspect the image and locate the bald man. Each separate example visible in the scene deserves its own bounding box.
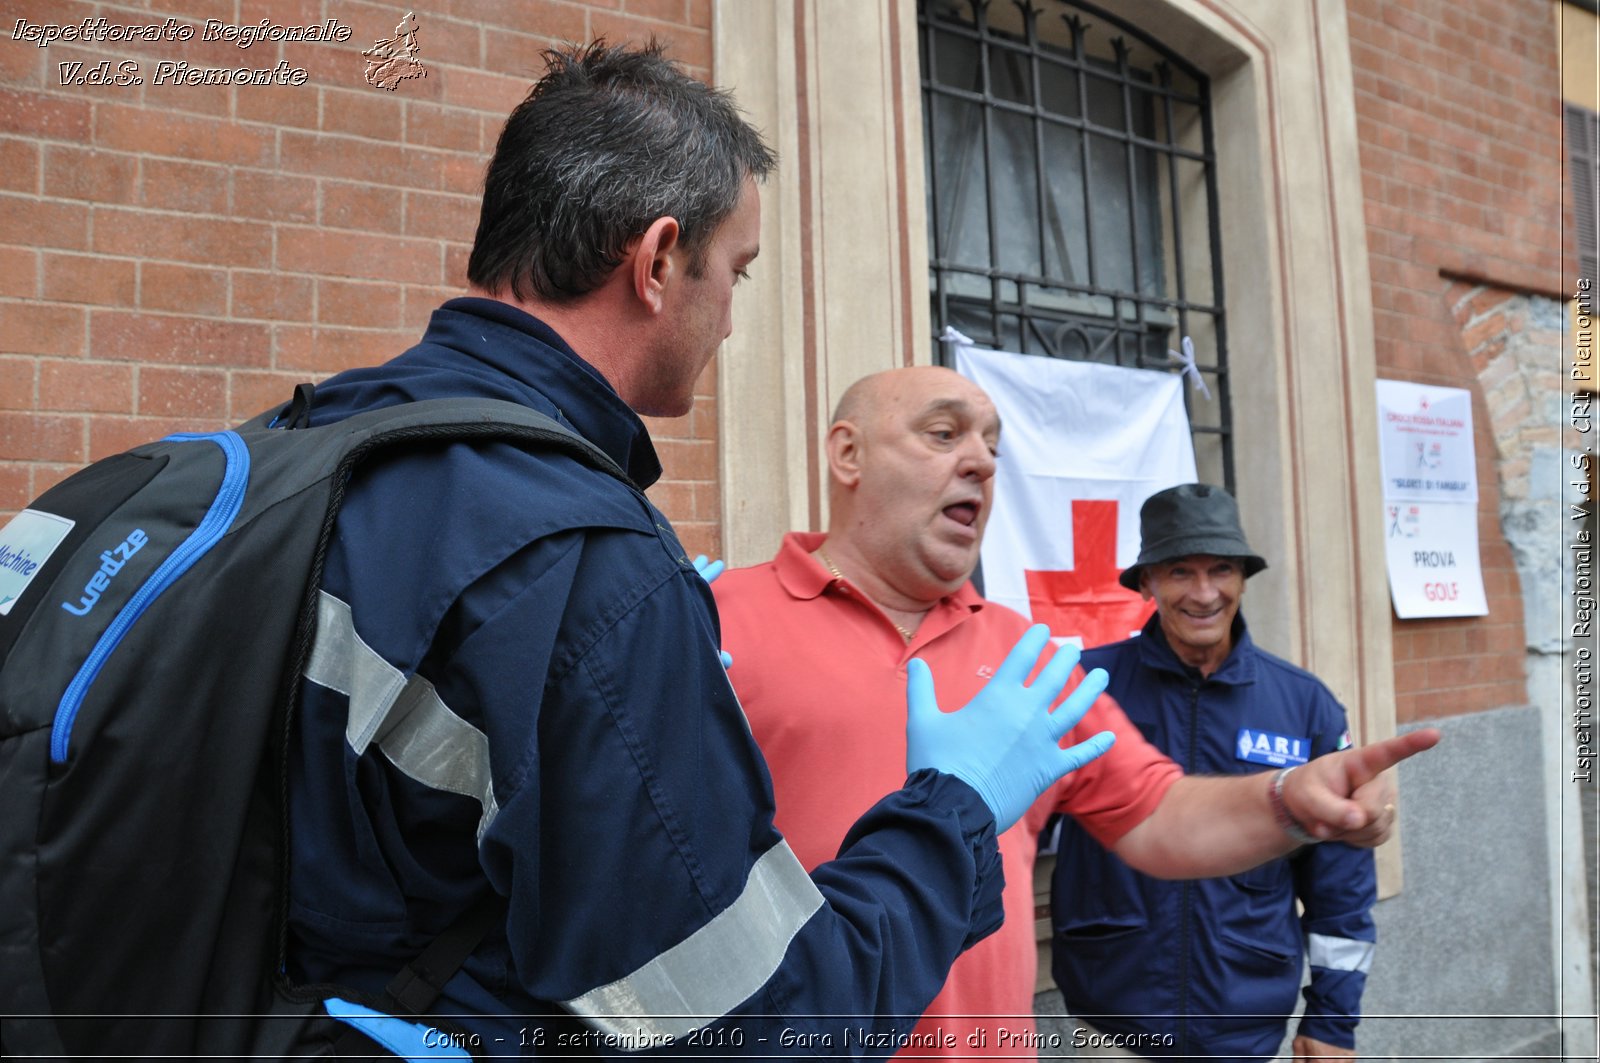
[712,367,1436,1059]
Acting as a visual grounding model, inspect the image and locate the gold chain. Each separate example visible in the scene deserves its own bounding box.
[816,547,915,641]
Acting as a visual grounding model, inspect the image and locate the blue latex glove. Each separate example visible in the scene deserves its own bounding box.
[905,624,1115,833]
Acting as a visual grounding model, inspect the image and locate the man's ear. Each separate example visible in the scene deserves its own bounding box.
[1138,571,1155,602]
[825,420,865,489]
[629,215,682,315]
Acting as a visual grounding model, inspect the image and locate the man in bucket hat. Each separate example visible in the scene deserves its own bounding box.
[1051,484,1375,1060]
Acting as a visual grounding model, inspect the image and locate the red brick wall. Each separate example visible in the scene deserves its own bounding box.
[1347,0,1566,721]
[0,0,722,558]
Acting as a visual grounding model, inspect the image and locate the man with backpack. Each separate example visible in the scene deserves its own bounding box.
[275,40,1125,1054]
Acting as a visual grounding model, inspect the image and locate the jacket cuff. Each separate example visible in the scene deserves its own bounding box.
[902,769,1004,951]
[1295,1012,1357,1049]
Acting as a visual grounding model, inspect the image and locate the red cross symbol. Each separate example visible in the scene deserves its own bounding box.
[1023,499,1153,648]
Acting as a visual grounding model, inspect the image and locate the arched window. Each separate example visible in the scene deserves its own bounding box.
[920,0,1233,487]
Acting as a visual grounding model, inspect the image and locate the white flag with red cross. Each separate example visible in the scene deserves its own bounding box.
[953,337,1198,649]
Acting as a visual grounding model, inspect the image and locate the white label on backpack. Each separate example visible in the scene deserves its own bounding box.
[0,508,75,615]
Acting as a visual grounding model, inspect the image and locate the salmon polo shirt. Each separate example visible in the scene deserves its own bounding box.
[713,531,1182,1059]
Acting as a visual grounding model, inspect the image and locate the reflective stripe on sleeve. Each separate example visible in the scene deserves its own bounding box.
[304,590,500,842]
[561,840,825,1044]
[1307,932,1375,973]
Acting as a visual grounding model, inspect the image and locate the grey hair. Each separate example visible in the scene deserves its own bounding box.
[467,40,776,302]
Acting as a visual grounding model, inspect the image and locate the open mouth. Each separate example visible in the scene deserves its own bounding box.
[943,502,980,527]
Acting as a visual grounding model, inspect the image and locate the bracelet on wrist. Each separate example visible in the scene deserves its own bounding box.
[1270,765,1321,846]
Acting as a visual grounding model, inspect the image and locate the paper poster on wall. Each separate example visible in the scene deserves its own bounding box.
[1375,378,1486,618]
[1375,379,1478,503]
[953,335,1197,648]
[1381,499,1489,617]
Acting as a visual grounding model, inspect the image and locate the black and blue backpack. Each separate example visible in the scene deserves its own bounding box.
[0,388,631,1059]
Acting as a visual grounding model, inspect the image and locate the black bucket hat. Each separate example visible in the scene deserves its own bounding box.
[1118,483,1268,591]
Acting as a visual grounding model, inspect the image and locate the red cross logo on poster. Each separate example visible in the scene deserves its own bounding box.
[1023,499,1153,648]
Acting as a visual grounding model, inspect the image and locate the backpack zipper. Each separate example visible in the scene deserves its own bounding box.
[50,431,250,764]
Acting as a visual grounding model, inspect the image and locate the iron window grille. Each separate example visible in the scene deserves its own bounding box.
[920,0,1234,488]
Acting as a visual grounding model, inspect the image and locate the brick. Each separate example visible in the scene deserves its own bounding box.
[140,262,229,316]
[232,170,318,223]
[0,35,43,89]
[320,87,403,142]
[444,245,470,289]
[0,138,40,194]
[439,68,536,117]
[138,366,229,419]
[232,271,314,321]
[272,325,405,373]
[94,103,276,167]
[228,370,309,420]
[396,146,447,192]
[672,522,718,562]
[39,358,134,413]
[653,438,717,481]
[321,180,404,232]
[235,82,321,132]
[587,14,711,70]
[1392,658,1429,693]
[0,247,38,299]
[316,278,402,328]
[88,416,220,461]
[154,0,233,22]
[400,286,455,331]
[0,411,84,462]
[442,0,588,42]
[0,194,90,251]
[280,129,407,183]
[89,310,272,367]
[0,462,33,513]
[0,301,86,357]
[0,88,91,141]
[623,0,689,23]
[442,152,486,197]
[142,74,233,121]
[277,227,443,286]
[92,207,273,268]
[139,157,231,215]
[404,189,478,242]
[0,356,35,406]
[645,479,693,522]
[404,101,481,153]
[244,0,324,24]
[4,0,98,31]
[41,145,137,204]
[41,252,138,307]
[484,31,561,80]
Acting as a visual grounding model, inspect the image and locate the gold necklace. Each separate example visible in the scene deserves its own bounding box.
[816,547,915,641]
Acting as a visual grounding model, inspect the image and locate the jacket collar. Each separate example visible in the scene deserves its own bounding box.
[436,298,663,487]
[1134,611,1259,686]
[330,296,664,488]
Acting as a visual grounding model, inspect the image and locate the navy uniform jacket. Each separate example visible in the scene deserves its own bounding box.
[1051,615,1376,1060]
[285,298,1004,1055]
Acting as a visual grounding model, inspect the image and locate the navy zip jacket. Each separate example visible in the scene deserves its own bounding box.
[285,298,1004,1055]
[1051,615,1376,1060]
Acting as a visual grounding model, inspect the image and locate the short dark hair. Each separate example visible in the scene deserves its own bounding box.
[467,40,776,302]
